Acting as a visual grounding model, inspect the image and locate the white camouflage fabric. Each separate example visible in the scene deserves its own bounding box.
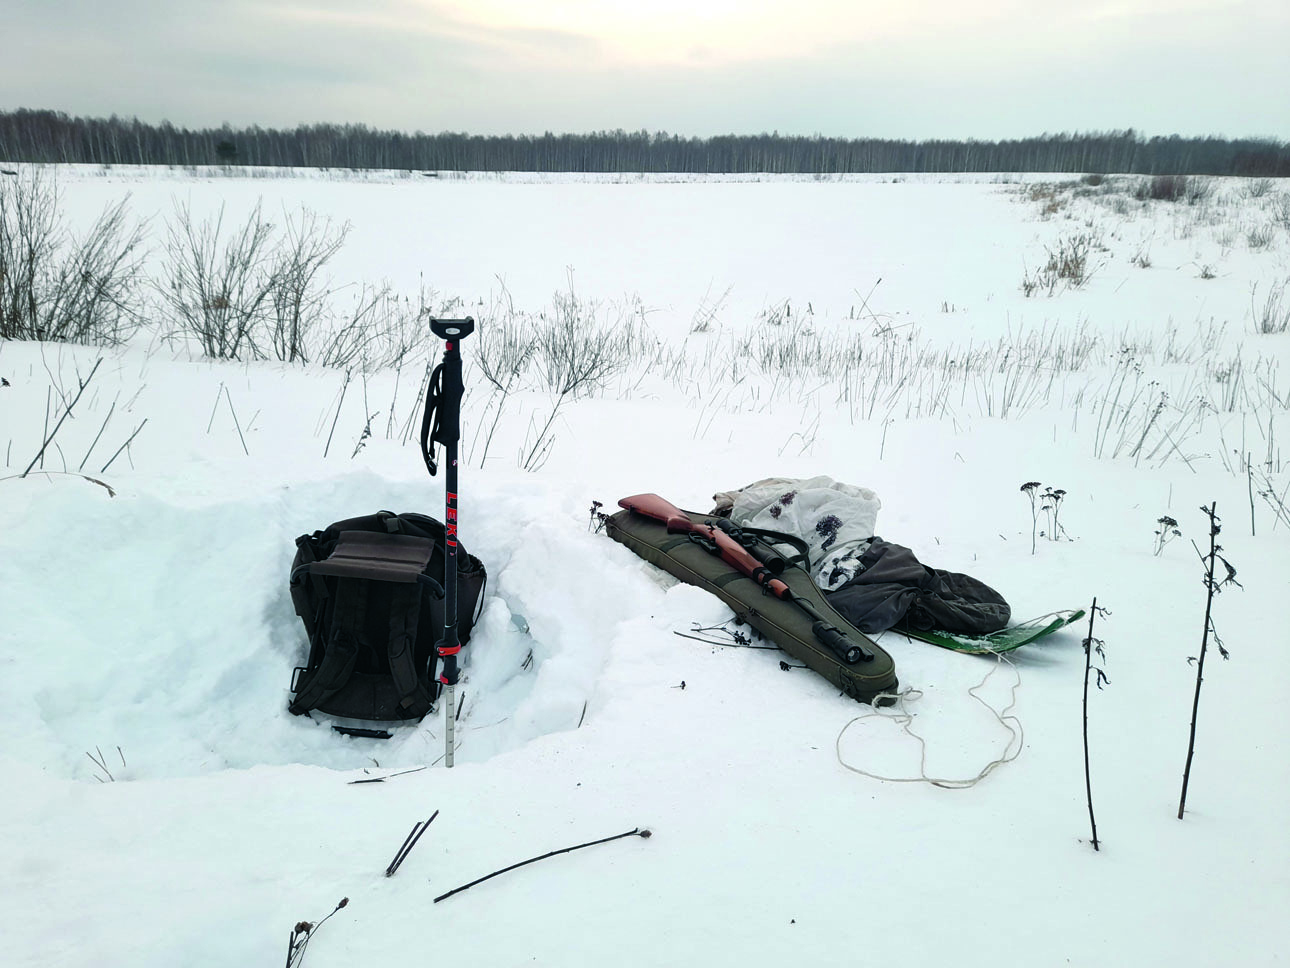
[712,475,881,591]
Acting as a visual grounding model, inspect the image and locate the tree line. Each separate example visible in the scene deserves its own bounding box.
[1,109,1287,176]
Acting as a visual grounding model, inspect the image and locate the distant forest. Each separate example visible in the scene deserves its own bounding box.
[2,109,1288,176]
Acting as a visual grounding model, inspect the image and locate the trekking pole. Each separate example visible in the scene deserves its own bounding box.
[424,316,475,768]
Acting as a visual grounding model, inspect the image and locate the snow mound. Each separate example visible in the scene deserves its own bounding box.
[0,472,649,780]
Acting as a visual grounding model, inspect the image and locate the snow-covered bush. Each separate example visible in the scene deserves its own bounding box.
[0,169,146,344]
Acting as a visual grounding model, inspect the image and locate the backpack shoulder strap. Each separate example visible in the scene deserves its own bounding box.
[385,582,435,718]
[288,576,370,716]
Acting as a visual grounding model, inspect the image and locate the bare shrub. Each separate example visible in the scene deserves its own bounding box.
[1026,182,1067,217]
[467,282,645,471]
[158,200,279,359]
[0,169,146,343]
[158,200,396,365]
[1246,223,1275,250]
[1022,231,1102,296]
[1271,193,1290,230]
[1185,177,1215,205]
[471,290,538,467]
[1245,178,1275,199]
[314,281,425,369]
[690,284,730,333]
[1135,174,1212,204]
[1136,175,1188,202]
[533,287,632,397]
[1251,279,1289,334]
[268,208,349,362]
[475,289,537,392]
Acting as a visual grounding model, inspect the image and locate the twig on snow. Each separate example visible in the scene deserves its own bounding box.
[434,827,652,904]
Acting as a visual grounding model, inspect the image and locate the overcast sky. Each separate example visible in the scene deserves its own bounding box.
[5,0,1288,139]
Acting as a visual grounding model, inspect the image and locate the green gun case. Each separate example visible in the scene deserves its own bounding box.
[605,507,898,705]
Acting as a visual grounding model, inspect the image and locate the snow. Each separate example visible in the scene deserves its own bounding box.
[2,165,1288,967]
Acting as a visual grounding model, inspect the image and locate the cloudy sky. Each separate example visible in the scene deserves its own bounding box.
[5,0,1288,138]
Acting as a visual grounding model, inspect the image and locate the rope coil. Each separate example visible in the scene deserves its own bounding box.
[835,651,1024,789]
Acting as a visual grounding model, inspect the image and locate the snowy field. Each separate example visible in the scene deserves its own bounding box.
[2,165,1289,966]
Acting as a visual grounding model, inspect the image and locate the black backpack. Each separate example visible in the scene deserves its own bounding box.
[288,510,487,722]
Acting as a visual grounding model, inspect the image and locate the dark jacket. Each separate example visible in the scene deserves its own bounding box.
[825,538,1010,635]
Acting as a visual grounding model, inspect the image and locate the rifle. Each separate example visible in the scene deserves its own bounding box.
[710,516,792,575]
[617,493,873,664]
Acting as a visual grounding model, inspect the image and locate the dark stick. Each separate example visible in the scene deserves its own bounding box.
[1082,599,1101,851]
[386,822,419,869]
[1179,503,1219,820]
[385,810,439,876]
[347,765,427,785]
[433,827,651,903]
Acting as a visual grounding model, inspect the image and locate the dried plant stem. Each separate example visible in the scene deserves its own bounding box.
[224,385,249,455]
[0,470,116,496]
[41,387,51,469]
[100,418,148,473]
[323,369,351,458]
[206,383,223,433]
[85,746,114,782]
[1247,464,1256,537]
[285,897,348,968]
[79,397,116,470]
[434,827,651,903]
[22,357,102,477]
[1179,502,1225,820]
[1082,600,1102,850]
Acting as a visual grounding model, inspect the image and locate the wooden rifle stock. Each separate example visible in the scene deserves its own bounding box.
[618,493,789,597]
[617,493,872,664]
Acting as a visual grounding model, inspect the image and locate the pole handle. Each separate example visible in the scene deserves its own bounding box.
[430,317,475,340]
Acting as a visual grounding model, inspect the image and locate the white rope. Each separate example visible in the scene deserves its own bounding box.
[835,651,1024,789]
